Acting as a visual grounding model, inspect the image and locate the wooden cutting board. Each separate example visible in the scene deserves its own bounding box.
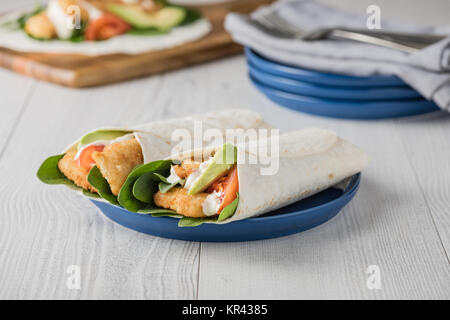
[0,0,272,88]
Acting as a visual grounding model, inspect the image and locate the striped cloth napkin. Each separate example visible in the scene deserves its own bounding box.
[225,0,450,111]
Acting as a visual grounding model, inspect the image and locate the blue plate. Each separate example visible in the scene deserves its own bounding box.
[249,64,421,101]
[245,48,405,87]
[91,174,361,242]
[250,76,439,119]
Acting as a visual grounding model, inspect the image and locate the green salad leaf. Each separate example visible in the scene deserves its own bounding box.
[153,172,184,193]
[117,160,173,212]
[138,205,180,217]
[37,154,75,186]
[218,193,239,222]
[158,181,179,193]
[178,216,218,227]
[151,211,182,218]
[68,21,87,43]
[87,166,119,205]
[179,7,202,26]
[83,189,101,199]
[127,28,168,36]
[153,172,170,184]
[132,171,160,203]
[36,154,99,200]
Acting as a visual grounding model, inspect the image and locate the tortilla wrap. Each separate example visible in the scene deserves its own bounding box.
[40,109,271,199]
[64,109,271,159]
[167,128,369,224]
[0,9,211,55]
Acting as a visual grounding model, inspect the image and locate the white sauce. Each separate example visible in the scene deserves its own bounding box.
[183,157,224,216]
[47,0,73,40]
[202,191,223,217]
[167,166,183,185]
[47,0,103,40]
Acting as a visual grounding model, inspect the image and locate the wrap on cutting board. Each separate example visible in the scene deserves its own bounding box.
[37,109,270,201]
[115,128,369,226]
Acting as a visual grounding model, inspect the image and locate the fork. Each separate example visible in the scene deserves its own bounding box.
[252,10,446,53]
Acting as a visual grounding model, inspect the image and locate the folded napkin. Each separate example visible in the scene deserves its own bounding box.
[225,0,450,111]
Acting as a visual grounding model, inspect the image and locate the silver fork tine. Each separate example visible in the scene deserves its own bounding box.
[255,13,297,38]
[255,13,292,35]
[251,17,294,38]
[251,8,441,52]
[262,11,304,37]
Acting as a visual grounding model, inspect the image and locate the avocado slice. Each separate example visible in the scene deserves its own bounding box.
[187,144,237,195]
[78,130,132,150]
[108,4,186,30]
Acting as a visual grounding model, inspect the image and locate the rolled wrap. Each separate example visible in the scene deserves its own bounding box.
[133,109,272,163]
[61,109,271,197]
[168,128,369,224]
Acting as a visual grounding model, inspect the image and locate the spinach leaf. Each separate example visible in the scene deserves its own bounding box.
[37,154,77,187]
[37,154,100,200]
[68,21,87,43]
[179,7,202,26]
[153,172,170,184]
[151,212,183,218]
[132,171,160,203]
[83,189,101,199]
[178,216,218,227]
[127,28,168,36]
[153,172,184,193]
[138,205,180,217]
[158,181,179,193]
[118,160,173,212]
[87,166,119,205]
[218,193,239,222]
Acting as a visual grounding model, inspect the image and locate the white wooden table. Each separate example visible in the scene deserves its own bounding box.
[0,0,449,300]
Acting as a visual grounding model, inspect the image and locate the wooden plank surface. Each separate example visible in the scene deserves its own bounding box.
[0,73,34,154]
[0,0,449,300]
[394,115,450,262]
[0,0,273,88]
[0,74,204,299]
[196,64,450,299]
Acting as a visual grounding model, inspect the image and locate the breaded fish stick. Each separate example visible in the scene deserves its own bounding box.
[58,150,97,193]
[58,138,143,196]
[154,187,209,218]
[91,138,143,196]
[173,160,200,179]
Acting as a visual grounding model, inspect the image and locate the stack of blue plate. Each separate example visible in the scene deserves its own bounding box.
[245,48,439,119]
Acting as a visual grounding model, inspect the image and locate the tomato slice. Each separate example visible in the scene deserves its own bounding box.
[76,144,105,168]
[216,166,239,214]
[85,13,131,41]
